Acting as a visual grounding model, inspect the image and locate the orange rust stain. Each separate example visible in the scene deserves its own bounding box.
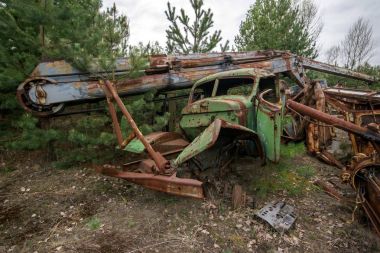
[87,83,99,90]
[29,66,42,77]
[46,61,74,74]
[73,82,82,89]
[240,62,271,69]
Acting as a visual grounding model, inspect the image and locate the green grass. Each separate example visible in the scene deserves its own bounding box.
[280,142,306,158]
[0,166,14,174]
[250,143,315,199]
[86,217,101,230]
[295,165,316,179]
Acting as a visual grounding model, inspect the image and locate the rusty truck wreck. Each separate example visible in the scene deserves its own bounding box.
[17,50,380,234]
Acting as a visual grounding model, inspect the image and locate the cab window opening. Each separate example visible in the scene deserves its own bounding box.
[190,80,214,102]
[258,76,278,103]
[215,77,254,96]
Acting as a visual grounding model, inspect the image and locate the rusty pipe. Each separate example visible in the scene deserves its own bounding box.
[286,100,380,144]
[104,80,169,172]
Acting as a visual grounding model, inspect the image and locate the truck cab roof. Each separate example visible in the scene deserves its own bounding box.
[194,68,274,87]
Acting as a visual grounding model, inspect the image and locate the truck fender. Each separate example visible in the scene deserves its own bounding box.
[174,119,265,166]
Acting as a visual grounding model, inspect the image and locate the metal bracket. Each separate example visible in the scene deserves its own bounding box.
[255,201,297,233]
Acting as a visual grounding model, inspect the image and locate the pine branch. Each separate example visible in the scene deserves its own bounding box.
[165,0,223,54]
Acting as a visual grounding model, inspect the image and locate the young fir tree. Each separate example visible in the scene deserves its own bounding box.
[1,1,170,168]
[0,1,129,165]
[234,0,319,58]
[121,43,169,137]
[0,0,42,117]
[165,0,229,54]
[45,1,130,73]
[0,0,130,120]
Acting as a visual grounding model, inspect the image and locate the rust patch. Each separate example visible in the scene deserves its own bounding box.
[73,82,82,89]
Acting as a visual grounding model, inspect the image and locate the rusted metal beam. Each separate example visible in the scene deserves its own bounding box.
[98,166,204,199]
[287,100,380,144]
[313,179,342,201]
[104,91,124,148]
[301,57,376,83]
[324,88,380,104]
[17,50,376,117]
[317,150,346,170]
[102,80,170,173]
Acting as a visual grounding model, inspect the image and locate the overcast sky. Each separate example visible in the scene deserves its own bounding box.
[103,0,380,65]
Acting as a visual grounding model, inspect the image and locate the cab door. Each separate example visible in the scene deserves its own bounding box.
[255,78,282,162]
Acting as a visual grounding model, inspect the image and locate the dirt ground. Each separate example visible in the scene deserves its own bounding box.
[1,148,380,253]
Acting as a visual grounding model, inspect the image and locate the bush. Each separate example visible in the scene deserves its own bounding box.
[4,90,171,169]
[52,114,119,169]
[7,114,59,150]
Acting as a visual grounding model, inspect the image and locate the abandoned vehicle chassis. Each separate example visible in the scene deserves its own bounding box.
[17,50,380,236]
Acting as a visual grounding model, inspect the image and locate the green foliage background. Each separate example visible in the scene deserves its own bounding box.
[235,0,318,58]
[165,0,229,53]
[0,0,169,168]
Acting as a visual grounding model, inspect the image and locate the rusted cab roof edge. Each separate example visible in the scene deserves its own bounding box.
[194,68,274,86]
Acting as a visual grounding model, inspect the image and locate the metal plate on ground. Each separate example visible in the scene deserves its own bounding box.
[255,201,296,233]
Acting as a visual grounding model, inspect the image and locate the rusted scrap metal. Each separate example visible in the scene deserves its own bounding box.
[255,201,297,233]
[103,80,170,173]
[17,50,375,117]
[98,165,204,199]
[317,150,346,170]
[294,83,380,235]
[100,80,204,198]
[287,98,380,235]
[293,83,380,180]
[358,172,380,236]
[300,57,377,83]
[326,88,380,158]
[313,179,343,201]
[96,66,278,198]
[324,88,380,104]
[304,86,380,156]
[348,154,380,236]
[286,100,380,145]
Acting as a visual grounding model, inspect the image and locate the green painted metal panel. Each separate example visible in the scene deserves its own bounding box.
[180,95,250,140]
[256,100,282,162]
[174,120,220,165]
[175,119,261,166]
[119,115,146,153]
[124,139,145,153]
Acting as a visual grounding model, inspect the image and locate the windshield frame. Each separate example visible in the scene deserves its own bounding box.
[188,75,258,104]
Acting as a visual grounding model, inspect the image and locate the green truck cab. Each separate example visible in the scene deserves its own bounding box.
[176,68,284,165]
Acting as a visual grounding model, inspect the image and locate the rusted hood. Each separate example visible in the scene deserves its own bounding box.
[181,95,250,115]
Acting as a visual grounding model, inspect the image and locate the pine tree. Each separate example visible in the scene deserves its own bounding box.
[0,0,130,118]
[165,0,228,54]
[122,90,170,136]
[234,0,320,58]
[0,1,129,160]
[0,1,42,114]
[1,1,171,169]
[44,1,130,73]
[120,44,169,137]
